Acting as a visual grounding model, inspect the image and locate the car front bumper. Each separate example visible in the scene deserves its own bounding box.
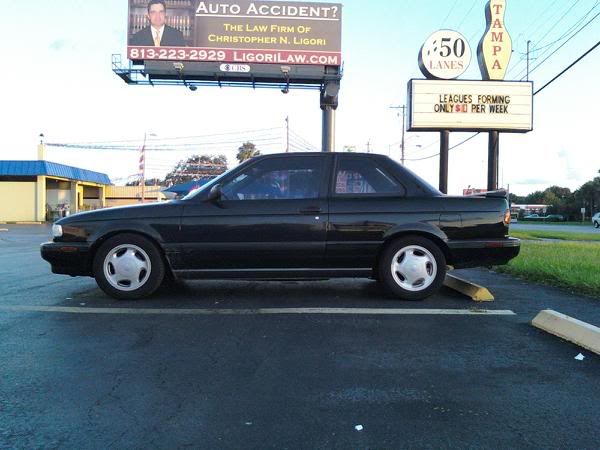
[40,241,94,276]
[447,237,520,269]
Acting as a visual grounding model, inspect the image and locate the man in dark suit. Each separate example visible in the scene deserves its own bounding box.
[130,0,186,47]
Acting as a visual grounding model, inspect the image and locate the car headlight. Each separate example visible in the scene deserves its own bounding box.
[52,224,63,238]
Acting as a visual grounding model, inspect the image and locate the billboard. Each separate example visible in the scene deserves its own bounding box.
[127,0,342,66]
[407,79,533,133]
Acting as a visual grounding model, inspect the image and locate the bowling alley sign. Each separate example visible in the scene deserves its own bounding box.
[409,0,533,133]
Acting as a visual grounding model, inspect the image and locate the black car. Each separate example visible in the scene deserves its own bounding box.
[41,153,520,300]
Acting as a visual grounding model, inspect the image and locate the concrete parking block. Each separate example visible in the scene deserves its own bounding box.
[532,310,600,356]
[444,273,495,302]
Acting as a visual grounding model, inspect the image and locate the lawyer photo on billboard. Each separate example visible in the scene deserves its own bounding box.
[127,0,342,66]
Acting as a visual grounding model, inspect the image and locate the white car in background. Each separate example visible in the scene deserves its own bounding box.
[593,212,600,228]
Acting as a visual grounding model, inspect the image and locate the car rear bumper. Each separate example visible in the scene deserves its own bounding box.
[447,237,520,269]
[40,241,93,276]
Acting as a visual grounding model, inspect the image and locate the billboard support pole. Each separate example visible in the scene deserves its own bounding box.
[439,130,450,194]
[321,106,335,152]
[320,80,340,152]
[487,131,499,191]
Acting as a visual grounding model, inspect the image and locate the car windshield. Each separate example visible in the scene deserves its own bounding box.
[181,161,250,200]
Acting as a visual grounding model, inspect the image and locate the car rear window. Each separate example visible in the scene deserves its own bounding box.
[334,157,405,196]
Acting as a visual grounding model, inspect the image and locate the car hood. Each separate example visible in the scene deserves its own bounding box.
[56,201,183,224]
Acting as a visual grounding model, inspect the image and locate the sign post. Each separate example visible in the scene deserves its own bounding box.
[409,0,532,194]
[478,0,512,191]
[122,0,343,153]
[439,131,449,194]
[418,29,472,192]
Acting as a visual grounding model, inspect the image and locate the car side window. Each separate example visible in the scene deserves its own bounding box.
[334,157,405,196]
[222,156,324,201]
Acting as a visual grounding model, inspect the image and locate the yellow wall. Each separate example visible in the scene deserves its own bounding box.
[0,182,37,222]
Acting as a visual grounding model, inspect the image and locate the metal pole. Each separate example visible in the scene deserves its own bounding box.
[487,131,499,191]
[439,130,449,194]
[141,133,147,203]
[400,105,406,165]
[285,116,289,153]
[526,40,531,81]
[322,106,335,152]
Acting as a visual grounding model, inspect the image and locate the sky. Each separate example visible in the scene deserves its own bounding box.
[1,0,599,195]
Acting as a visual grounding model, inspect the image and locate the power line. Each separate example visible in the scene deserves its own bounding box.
[520,10,600,80]
[523,4,597,54]
[440,0,460,27]
[507,1,598,79]
[456,0,480,30]
[47,135,283,151]
[511,5,600,80]
[529,0,583,51]
[47,127,282,146]
[404,133,482,162]
[535,39,600,95]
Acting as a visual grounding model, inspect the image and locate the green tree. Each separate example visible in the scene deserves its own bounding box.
[237,142,260,163]
[574,174,600,218]
[126,178,162,187]
[524,190,545,204]
[163,155,227,187]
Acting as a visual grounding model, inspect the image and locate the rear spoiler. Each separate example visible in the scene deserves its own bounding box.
[466,190,509,200]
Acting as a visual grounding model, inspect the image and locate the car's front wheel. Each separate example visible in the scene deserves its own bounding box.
[595,221,599,229]
[379,236,446,301]
[93,234,165,300]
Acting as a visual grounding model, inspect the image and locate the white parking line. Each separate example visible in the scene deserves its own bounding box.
[0,305,516,316]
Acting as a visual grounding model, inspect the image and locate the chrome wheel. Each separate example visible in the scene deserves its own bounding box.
[103,244,151,292]
[390,245,437,292]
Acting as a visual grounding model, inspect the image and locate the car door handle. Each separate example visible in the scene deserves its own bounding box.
[299,207,322,215]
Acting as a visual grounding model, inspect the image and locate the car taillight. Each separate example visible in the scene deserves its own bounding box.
[504,209,511,226]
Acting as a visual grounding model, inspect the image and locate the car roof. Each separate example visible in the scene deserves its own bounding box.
[255,152,385,159]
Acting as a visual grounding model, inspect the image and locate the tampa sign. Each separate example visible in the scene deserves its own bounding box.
[478,0,512,81]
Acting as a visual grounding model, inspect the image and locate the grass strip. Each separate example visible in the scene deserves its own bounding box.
[511,230,600,242]
[496,241,600,298]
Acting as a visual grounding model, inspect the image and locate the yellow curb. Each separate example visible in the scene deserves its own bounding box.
[532,310,600,356]
[0,222,44,225]
[443,273,494,302]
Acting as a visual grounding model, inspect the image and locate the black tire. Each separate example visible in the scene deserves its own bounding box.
[378,236,446,301]
[93,233,165,300]
[595,221,599,229]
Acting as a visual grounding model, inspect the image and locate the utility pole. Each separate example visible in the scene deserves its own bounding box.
[139,133,147,203]
[285,116,289,153]
[139,132,156,203]
[526,40,531,81]
[366,139,371,153]
[390,105,406,164]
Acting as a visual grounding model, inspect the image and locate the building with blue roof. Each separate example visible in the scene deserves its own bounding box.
[0,144,111,222]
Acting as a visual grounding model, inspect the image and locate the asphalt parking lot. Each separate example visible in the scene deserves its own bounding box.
[1,225,599,449]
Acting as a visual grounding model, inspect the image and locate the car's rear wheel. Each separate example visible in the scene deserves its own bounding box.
[93,234,165,300]
[379,236,446,300]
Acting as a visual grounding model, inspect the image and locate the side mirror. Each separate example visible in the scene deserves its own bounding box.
[207,184,223,202]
